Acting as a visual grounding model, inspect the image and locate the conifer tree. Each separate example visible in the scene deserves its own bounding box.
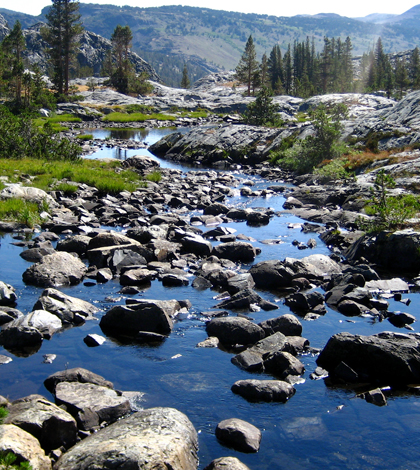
[42,0,83,95]
[235,35,259,96]
[181,63,190,89]
[109,24,133,94]
[395,56,408,99]
[283,45,292,95]
[1,21,25,103]
[409,47,420,89]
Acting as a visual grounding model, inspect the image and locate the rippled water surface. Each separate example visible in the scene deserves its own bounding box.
[1,128,420,469]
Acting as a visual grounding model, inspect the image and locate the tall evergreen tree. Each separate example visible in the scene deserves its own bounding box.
[1,21,25,103]
[235,35,259,96]
[409,47,420,89]
[395,56,409,99]
[181,63,190,89]
[267,44,283,93]
[42,0,83,95]
[260,53,269,88]
[109,24,134,94]
[283,45,292,95]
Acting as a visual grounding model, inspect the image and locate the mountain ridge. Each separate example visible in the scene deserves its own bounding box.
[2,3,420,86]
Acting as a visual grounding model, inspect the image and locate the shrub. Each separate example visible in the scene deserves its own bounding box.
[243,86,283,127]
[314,158,353,182]
[360,169,420,232]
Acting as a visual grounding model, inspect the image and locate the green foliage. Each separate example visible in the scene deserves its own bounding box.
[361,169,420,232]
[235,35,259,96]
[102,112,175,123]
[0,407,8,424]
[270,103,348,174]
[0,158,144,195]
[0,106,82,161]
[243,86,282,127]
[313,158,353,182]
[0,198,43,228]
[181,63,190,89]
[42,0,83,95]
[125,104,153,114]
[145,171,162,182]
[76,134,93,140]
[0,451,32,470]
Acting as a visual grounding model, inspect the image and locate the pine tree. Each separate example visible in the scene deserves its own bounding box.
[267,45,283,93]
[283,45,292,95]
[1,21,25,103]
[395,56,409,99]
[409,47,420,89]
[235,35,259,96]
[109,24,134,94]
[42,0,83,95]
[181,63,190,89]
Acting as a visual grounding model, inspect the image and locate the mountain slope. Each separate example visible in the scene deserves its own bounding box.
[2,4,420,86]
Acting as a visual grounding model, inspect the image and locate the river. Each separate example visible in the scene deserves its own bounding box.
[1,127,419,469]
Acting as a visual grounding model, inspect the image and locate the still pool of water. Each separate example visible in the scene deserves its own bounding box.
[1,129,420,469]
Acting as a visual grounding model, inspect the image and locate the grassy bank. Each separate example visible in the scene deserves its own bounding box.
[0,158,150,226]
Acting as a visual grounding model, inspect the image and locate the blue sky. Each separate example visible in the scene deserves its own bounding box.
[8,0,418,18]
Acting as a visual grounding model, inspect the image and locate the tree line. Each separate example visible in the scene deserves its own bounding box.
[236,34,420,99]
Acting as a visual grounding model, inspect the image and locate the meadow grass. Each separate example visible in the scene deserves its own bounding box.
[103,112,176,123]
[0,158,145,195]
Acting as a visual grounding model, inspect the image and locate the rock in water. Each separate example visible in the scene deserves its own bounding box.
[22,252,87,287]
[54,407,198,470]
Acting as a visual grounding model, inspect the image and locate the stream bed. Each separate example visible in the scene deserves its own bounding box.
[1,128,420,469]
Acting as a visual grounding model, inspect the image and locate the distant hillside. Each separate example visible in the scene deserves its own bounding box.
[2,4,420,86]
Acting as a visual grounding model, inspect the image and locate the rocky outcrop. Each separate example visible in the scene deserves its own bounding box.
[344,229,420,272]
[22,23,160,80]
[54,408,198,470]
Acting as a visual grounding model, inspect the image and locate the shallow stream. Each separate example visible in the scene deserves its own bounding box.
[1,127,420,469]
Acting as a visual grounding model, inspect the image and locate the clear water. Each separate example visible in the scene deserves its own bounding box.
[1,129,420,469]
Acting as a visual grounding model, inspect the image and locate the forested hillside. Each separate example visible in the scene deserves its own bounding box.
[2,3,420,86]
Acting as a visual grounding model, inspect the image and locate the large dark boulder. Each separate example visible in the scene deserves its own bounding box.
[212,242,257,263]
[344,229,420,272]
[206,317,265,347]
[100,301,175,337]
[215,418,261,453]
[317,331,420,385]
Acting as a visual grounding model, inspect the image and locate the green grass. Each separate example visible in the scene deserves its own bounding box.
[0,198,42,228]
[145,171,162,182]
[0,158,146,195]
[102,112,176,123]
[76,134,93,140]
[180,110,209,118]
